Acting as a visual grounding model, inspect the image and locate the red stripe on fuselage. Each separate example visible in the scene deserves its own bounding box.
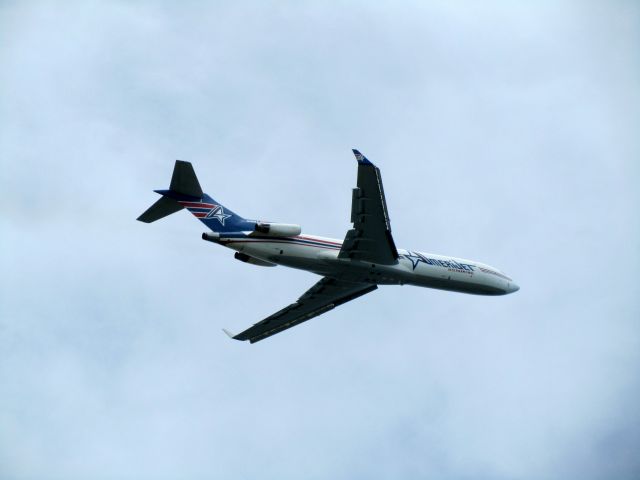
[179,201,215,208]
[295,235,342,246]
[223,239,341,250]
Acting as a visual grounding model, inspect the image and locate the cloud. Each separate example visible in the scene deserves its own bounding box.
[1,1,639,479]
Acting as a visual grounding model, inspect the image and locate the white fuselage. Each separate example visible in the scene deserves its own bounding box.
[213,233,519,296]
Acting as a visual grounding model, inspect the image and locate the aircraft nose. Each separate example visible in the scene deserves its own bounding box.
[507,281,520,294]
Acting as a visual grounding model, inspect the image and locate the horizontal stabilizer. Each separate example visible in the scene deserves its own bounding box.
[137,196,183,223]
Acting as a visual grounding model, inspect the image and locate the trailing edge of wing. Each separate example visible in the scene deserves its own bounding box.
[228,277,377,343]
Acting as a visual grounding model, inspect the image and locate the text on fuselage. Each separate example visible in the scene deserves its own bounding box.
[403,251,475,273]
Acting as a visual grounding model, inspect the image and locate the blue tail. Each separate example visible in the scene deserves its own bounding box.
[137,160,256,233]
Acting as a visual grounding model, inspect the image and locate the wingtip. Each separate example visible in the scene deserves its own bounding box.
[222,328,236,339]
[352,148,373,165]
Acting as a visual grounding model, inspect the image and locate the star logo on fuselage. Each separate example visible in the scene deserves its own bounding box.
[403,251,427,270]
[206,205,232,225]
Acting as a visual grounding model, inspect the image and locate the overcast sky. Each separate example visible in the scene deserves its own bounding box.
[1,1,639,479]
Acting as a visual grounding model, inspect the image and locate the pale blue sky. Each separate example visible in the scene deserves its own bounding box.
[1,1,639,479]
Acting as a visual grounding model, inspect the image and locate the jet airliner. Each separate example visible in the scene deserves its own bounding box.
[138,150,519,343]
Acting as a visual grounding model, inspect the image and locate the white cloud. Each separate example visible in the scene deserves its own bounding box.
[1,1,638,479]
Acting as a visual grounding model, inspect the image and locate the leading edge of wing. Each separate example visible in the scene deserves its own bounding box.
[225,277,378,344]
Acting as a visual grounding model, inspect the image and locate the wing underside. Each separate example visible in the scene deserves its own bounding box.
[338,149,399,265]
[229,277,377,343]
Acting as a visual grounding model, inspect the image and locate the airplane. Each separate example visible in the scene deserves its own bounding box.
[137,149,519,343]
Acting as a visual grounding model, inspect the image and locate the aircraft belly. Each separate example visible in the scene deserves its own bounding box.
[229,241,340,275]
[224,240,507,295]
[407,276,505,295]
[403,266,506,295]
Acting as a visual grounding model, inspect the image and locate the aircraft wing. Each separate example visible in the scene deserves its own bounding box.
[227,277,377,343]
[338,149,399,265]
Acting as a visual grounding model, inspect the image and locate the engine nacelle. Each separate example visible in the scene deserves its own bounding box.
[202,232,220,242]
[254,222,301,237]
[234,252,276,267]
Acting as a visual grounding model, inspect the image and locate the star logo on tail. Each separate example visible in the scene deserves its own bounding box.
[206,205,232,225]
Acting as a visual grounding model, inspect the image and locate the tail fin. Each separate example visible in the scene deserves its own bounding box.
[137,160,255,232]
[137,161,200,223]
[168,160,203,198]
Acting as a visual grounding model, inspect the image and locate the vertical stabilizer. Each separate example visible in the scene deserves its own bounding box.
[169,160,203,198]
